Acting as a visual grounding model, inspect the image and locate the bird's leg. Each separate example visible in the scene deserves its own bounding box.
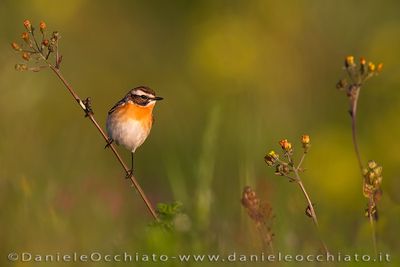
[104,138,114,149]
[126,152,134,178]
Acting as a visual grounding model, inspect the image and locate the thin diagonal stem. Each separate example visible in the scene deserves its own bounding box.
[48,65,159,221]
[297,152,306,170]
[292,166,329,254]
[368,197,378,256]
[350,86,363,172]
[349,86,377,255]
[24,27,159,221]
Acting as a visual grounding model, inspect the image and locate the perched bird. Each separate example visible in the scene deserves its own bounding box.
[106,86,163,177]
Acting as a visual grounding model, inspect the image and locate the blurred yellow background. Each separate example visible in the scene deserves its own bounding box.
[1,1,399,266]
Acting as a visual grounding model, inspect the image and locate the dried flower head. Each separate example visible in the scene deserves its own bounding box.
[15,64,28,71]
[275,163,290,176]
[11,20,63,72]
[241,186,274,248]
[23,19,32,32]
[42,39,49,47]
[264,150,279,166]
[362,160,383,220]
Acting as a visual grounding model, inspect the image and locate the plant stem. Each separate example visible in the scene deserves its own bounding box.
[369,198,378,256]
[49,65,159,221]
[350,87,363,172]
[31,43,159,221]
[350,87,377,255]
[26,28,160,221]
[293,167,329,254]
[297,152,306,170]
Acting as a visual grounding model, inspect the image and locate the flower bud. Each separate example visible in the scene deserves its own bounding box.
[264,150,279,166]
[21,32,29,42]
[368,62,376,72]
[279,139,292,152]
[345,56,355,68]
[377,63,383,73]
[11,42,21,51]
[22,52,30,61]
[23,19,32,32]
[336,79,347,90]
[301,135,310,145]
[39,21,47,33]
[360,57,366,74]
[42,39,49,46]
[367,160,377,170]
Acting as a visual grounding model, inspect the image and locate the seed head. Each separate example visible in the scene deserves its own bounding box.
[15,64,28,71]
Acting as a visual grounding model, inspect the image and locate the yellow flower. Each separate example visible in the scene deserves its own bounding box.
[301,134,310,145]
[279,139,292,151]
[264,150,279,166]
[368,62,376,72]
[345,56,355,67]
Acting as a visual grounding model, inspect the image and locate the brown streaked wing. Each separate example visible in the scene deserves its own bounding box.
[108,98,127,115]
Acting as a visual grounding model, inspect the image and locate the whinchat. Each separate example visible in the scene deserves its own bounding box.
[106,86,163,176]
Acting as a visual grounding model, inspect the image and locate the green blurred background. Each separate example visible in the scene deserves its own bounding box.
[1,0,399,266]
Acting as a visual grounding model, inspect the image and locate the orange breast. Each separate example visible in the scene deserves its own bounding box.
[116,102,154,128]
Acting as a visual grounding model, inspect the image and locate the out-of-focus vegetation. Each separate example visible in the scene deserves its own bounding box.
[1,1,399,266]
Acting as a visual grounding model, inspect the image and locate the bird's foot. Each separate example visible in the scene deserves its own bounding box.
[104,138,114,149]
[125,169,133,179]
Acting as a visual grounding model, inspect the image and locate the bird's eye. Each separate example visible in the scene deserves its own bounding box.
[140,95,148,99]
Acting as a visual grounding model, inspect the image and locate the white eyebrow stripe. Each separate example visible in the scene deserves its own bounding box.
[134,90,154,98]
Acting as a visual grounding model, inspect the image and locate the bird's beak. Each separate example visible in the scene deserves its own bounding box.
[153,96,164,101]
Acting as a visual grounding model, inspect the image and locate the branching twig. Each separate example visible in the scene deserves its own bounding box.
[265,136,330,254]
[11,20,159,221]
[337,56,384,255]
